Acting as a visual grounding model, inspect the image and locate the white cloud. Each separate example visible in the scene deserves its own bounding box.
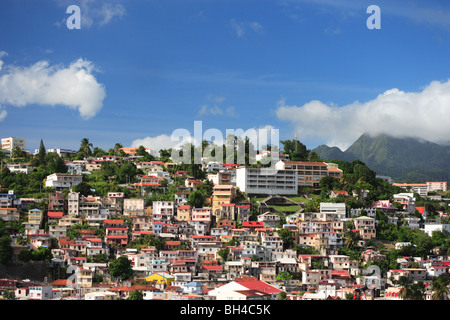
[0,53,106,120]
[98,2,126,26]
[230,19,264,38]
[276,79,450,150]
[197,96,238,118]
[0,107,7,121]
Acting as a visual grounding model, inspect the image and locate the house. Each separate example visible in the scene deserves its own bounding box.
[212,184,236,216]
[137,174,163,188]
[384,287,402,300]
[0,207,20,222]
[207,277,284,300]
[152,201,175,223]
[145,272,175,287]
[353,216,376,240]
[330,190,349,198]
[176,205,191,221]
[123,198,145,216]
[29,286,53,300]
[182,282,204,295]
[28,208,43,225]
[45,173,82,190]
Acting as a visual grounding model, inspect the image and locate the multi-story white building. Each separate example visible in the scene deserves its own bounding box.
[392,193,416,213]
[152,201,174,222]
[45,173,82,190]
[1,137,26,153]
[393,183,428,196]
[319,202,346,220]
[235,167,298,195]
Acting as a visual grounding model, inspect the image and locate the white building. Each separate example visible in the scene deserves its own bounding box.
[6,163,33,174]
[320,202,346,220]
[392,193,416,213]
[29,286,53,300]
[45,173,82,190]
[423,223,450,237]
[1,137,26,152]
[152,201,175,222]
[349,208,377,219]
[235,167,298,195]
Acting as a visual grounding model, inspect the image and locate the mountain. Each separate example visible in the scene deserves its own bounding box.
[313,133,450,182]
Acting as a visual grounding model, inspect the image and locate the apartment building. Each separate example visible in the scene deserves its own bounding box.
[235,167,298,195]
[123,198,145,216]
[45,173,82,190]
[393,183,428,196]
[319,202,346,220]
[68,191,80,216]
[353,216,376,240]
[212,184,236,215]
[48,191,66,212]
[426,181,447,192]
[1,137,26,152]
[275,160,329,188]
[152,201,175,222]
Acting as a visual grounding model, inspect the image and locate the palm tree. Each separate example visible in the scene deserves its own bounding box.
[431,274,450,300]
[398,277,426,300]
[114,143,123,156]
[344,230,359,249]
[0,150,6,171]
[79,138,93,159]
[398,276,412,300]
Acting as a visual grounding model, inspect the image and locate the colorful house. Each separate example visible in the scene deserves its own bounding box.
[145,272,175,287]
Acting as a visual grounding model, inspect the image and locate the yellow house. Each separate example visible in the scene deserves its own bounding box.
[145,272,174,287]
[212,185,236,216]
[28,208,43,224]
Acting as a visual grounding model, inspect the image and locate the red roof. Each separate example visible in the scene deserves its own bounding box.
[203,265,223,271]
[47,212,64,218]
[235,280,283,294]
[242,221,264,228]
[416,207,426,214]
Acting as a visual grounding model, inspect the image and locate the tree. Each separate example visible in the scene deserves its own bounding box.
[0,235,13,264]
[188,190,205,208]
[278,228,294,249]
[79,138,93,159]
[281,139,309,161]
[109,255,133,281]
[3,290,15,300]
[276,292,287,300]
[431,274,450,300]
[31,247,53,262]
[37,139,47,166]
[217,248,230,262]
[127,290,143,300]
[114,143,123,156]
[276,271,293,281]
[72,181,92,197]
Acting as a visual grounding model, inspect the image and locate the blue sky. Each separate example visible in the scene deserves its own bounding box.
[0,0,449,154]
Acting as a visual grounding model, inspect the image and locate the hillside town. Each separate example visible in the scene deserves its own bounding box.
[1,136,450,301]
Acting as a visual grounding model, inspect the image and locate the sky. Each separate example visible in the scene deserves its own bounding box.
[0,0,449,155]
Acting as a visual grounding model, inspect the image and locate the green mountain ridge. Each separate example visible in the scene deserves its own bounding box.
[313,133,450,183]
